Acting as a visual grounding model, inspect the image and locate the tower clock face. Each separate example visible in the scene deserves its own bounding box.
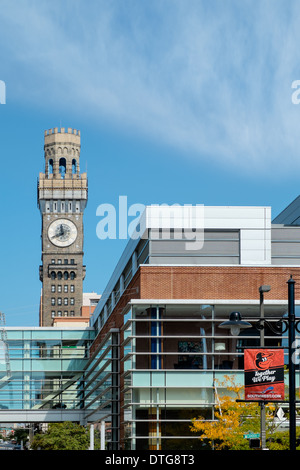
[48,219,78,247]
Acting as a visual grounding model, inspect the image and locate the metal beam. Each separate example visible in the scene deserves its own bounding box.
[0,409,105,424]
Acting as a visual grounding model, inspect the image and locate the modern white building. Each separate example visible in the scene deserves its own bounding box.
[1,199,300,450]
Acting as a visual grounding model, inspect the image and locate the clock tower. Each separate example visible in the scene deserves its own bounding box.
[38,127,88,326]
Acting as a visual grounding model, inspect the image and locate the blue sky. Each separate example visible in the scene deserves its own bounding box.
[1,0,300,326]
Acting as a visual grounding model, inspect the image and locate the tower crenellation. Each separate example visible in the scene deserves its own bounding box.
[44,127,81,136]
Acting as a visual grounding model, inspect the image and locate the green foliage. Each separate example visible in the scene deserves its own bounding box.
[9,427,29,445]
[190,376,276,450]
[31,422,90,450]
[267,428,300,451]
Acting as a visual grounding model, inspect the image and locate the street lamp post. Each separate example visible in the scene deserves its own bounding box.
[259,285,271,347]
[287,276,296,452]
[219,276,298,451]
[258,285,271,451]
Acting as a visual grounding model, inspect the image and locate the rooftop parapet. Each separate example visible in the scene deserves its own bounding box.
[38,171,87,185]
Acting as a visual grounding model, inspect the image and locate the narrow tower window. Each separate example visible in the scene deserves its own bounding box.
[59,158,66,179]
[72,159,77,174]
[48,159,53,175]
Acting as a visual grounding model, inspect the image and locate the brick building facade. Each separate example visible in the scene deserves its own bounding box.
[82,202,300,449]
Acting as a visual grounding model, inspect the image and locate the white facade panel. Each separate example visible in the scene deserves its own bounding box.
[240,229,271,265]
[142,205,272,265]
[203,206,271,230]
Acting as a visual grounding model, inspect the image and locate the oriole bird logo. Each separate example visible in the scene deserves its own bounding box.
[255,351,274,370]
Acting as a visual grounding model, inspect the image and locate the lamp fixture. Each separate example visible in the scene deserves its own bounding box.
[219,311,252,336]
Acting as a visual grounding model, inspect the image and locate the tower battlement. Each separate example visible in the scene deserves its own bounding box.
[42,126,82,179]
[44,127,81,148]
[44,127,81,137]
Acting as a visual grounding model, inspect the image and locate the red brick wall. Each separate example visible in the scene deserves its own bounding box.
[139,265,300,301]
[92,264,300,353]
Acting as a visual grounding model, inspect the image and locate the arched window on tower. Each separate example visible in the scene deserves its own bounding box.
[64,271,69,280]
[70,271,76,280]
[48,159,53,176]
[59,158,66,179]
[72,159,77,175]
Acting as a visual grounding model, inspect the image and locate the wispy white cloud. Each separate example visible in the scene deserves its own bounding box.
[1,0,300,173]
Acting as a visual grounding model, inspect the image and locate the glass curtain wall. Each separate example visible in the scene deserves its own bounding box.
[122,302,290,450]
[79,329,120,450]
[0,328,94,411]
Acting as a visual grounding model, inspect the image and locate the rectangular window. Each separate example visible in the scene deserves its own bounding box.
[51,285,56,293]
[58,285,62,293]
[57,298,62,305]
[70,311,75,316]
[64,285,68,293]
[51,298,55,306]
[71,259,75,265]
[64,259,68,264]
[70,298,75,305]
[64,298,68,305]
[58,259,62,264]
[51,259,55,264]
[70,285,75,293]
[64,311,68,317]
[57,311,62,316]
[51,311,55,317]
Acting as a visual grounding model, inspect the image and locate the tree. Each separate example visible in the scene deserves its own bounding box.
[8,427,29,446]
[31,422,90,450]
[190,375,276,450]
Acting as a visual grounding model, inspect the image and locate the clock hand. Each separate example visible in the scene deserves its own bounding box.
[51,225,64,239]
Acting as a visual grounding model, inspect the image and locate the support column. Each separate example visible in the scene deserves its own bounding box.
[111,331,120,450]
[150,307,163,370]
[101,420,105,450]
[89,424,94,450]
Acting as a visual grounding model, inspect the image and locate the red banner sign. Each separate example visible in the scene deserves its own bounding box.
[244,348,284,401]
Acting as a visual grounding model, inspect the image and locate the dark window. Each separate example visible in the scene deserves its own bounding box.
[59,158,66,179]
[48,159,53,175]
[72,159,77,174]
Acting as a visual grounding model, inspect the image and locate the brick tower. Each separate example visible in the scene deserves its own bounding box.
[38,127,88,326]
